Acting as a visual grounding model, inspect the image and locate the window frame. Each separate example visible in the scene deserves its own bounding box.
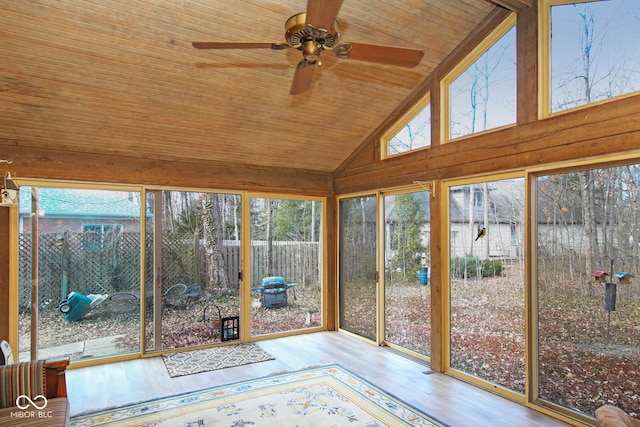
[526,151,640,423]
[539,0,640,118]
[441,13,517,143]
[381,92,431,159]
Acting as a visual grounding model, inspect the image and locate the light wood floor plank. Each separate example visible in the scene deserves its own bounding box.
[65,331,573,426]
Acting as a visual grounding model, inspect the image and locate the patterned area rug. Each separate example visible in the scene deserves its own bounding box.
[70,364,447,427]
[161,343,275,377]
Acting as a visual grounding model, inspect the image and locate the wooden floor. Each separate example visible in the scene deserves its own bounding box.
[66,331,575,426]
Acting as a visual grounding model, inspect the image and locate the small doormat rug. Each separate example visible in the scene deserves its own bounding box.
[161,343,275,378]
[70,364,447,427]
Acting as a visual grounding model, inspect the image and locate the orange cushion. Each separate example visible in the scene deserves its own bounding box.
[595,405,640,427]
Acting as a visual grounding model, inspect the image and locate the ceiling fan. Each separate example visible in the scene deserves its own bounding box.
[192,0,424,95]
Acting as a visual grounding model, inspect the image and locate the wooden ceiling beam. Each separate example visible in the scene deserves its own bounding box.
[483,0,533,13]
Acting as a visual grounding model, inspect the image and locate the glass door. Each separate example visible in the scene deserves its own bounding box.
[145,190,242,352]
[383,190,431,356]
[447,177,526,395]
[18,185,142,361]
[249,196,323,337]
[534,164,640,419]
[339,196,377,341]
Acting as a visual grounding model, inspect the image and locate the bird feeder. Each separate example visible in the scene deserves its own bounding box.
[604,282,617,312]
[591,270,609,283]
[614,271,634,285]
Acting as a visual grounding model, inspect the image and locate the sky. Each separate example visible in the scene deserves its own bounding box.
[550,0,640,111]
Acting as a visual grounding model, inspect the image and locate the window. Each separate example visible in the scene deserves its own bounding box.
[473,189,484,208]
[339,196,377,341]
[443,15,516,141]
[447,177,526,395]
[534,162,640,419]
[545,0,640,114]
[250,196,323,337]
[82,224,123,251]
[382,93,431,158]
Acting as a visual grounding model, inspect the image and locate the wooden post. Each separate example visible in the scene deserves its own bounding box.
[30,188,39,361]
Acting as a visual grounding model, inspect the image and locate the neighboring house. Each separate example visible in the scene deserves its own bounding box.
[376,186,522,263]
[449,183,522,259]
[18,187,142,235]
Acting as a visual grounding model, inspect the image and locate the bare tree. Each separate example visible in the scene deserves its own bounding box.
[388,114,430,154]
[569,5,600,290]
[201,193,231,292]
[266,199,275,276]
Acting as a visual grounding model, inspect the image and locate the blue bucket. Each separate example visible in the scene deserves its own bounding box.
[419,267,429,285]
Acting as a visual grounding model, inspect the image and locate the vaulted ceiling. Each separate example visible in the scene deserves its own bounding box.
[0,1,527,174]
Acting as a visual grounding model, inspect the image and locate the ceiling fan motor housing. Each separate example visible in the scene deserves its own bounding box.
[284,12,340,53]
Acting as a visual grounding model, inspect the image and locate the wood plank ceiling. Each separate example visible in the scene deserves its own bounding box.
[0,0,501,173]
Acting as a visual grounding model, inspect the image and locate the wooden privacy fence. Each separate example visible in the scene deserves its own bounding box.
[18,233,320,309]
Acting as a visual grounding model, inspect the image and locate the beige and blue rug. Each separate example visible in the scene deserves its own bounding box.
[70,364,447,426]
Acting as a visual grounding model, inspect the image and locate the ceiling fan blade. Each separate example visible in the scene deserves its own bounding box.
[192,42,290,50]
[290,61,317,95]
[334,42,424,68]
[305,0,344,30]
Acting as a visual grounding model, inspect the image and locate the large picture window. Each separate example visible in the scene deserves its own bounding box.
[547,0,640,114]
[15,185,326,361]
[534,163,640,419]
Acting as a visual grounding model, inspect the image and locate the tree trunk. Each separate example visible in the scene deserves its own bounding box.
[579,170,597,295]
[266,199,275,277]
[163,191,174,232]
[482,182,490,259]
[201,194,231,292]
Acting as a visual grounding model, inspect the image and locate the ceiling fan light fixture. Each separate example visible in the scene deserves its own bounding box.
[301,40,322,62]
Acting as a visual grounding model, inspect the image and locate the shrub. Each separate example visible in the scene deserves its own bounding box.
[450,256,503,278]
